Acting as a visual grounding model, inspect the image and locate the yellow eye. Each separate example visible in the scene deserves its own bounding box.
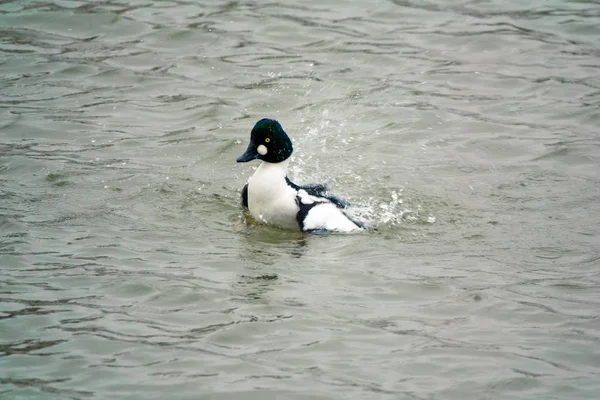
[265,138,271,143]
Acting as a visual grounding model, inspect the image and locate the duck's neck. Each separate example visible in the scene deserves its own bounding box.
[257,159,290,174]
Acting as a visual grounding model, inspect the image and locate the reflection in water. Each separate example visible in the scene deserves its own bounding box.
[234,224,308,302]
[234,273,279,303]
[240,223,309,262]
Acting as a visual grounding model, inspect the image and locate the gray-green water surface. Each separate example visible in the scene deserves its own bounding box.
[1,0,600,399]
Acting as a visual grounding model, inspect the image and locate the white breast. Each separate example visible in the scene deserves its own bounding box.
[247,160,300,229]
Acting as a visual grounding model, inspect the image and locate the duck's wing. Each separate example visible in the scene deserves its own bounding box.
[295,190,364,232]
[285,176,349,209]
[241,183,248,208]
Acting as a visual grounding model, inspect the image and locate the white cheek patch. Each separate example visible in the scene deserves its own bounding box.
[257,144,268,156]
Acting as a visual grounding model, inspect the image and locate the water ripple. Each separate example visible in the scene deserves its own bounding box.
[1,0,600,399]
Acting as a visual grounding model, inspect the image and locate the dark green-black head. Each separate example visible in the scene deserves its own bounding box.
[236,118,294,164]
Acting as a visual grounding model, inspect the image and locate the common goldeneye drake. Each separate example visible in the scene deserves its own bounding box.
[236,118,364,233]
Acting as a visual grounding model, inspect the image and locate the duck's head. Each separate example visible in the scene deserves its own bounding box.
[236,118,293,164]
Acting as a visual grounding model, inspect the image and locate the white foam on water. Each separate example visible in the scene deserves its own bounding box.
[345,189,435,229]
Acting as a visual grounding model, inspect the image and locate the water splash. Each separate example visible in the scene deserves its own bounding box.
[287,112,436,230]
[347,189,435,229]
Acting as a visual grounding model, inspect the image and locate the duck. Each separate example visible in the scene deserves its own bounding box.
[236,118,364,233]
